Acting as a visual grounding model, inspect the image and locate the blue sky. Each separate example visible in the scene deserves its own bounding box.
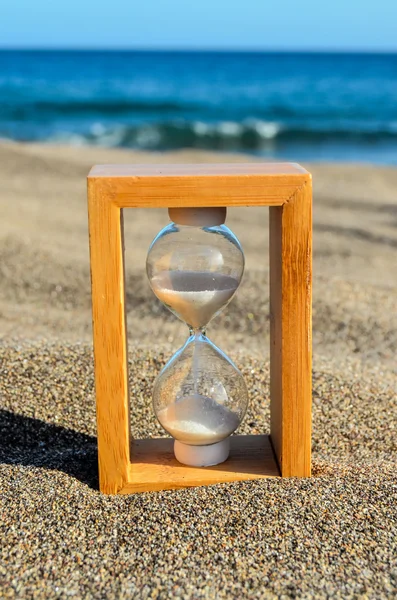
[2,0,397,51]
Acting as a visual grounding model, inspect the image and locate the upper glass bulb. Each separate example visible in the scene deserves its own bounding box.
[146,209,244,330]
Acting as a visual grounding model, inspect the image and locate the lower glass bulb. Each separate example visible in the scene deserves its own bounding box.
[153,332,248,465]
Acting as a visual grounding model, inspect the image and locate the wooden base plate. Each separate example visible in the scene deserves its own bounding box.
[119,435,280,494]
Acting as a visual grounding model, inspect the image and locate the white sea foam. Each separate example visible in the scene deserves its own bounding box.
[218,121,242,136]
[244,119,281,139]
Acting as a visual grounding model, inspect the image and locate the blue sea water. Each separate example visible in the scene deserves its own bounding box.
[1,50,397,163]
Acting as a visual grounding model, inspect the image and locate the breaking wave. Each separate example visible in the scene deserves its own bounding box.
[46,119,397,152]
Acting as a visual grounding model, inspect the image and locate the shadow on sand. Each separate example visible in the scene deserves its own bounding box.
[0,409,98,489]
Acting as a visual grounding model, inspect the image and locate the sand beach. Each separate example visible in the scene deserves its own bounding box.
[0,140,396,597]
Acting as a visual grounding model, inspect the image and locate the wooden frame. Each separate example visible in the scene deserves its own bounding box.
[87,163,312,494]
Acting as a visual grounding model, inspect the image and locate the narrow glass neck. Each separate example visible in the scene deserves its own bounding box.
[188,326,207,338]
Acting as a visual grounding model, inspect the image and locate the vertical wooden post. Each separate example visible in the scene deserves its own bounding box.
[87,181,131,494]
[269,181,312,477]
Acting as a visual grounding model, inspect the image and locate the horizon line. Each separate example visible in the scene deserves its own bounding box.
[0,47,397,54]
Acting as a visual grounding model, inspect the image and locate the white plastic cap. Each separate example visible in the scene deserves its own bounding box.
[174,438,230,467]
[168,207,226,227]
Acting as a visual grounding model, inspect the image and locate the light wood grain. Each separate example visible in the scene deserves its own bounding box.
[87,163,312,493]
[88,163,310,209]
[269,182,312,477]
[120,435,279,494]
[87,181,131,494]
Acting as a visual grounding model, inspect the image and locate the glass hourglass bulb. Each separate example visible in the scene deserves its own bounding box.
[146,206,248,467]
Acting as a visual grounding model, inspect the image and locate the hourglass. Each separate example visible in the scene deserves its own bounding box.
[146,207,248,467]
[88,163,312,494]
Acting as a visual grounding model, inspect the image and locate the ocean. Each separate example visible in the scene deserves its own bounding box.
[1,50,397,164]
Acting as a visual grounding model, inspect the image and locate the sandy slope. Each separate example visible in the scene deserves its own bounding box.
[0,140,396,363]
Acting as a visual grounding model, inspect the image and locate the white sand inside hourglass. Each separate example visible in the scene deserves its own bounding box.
[157,394,240,445]
[151,271,239,328]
